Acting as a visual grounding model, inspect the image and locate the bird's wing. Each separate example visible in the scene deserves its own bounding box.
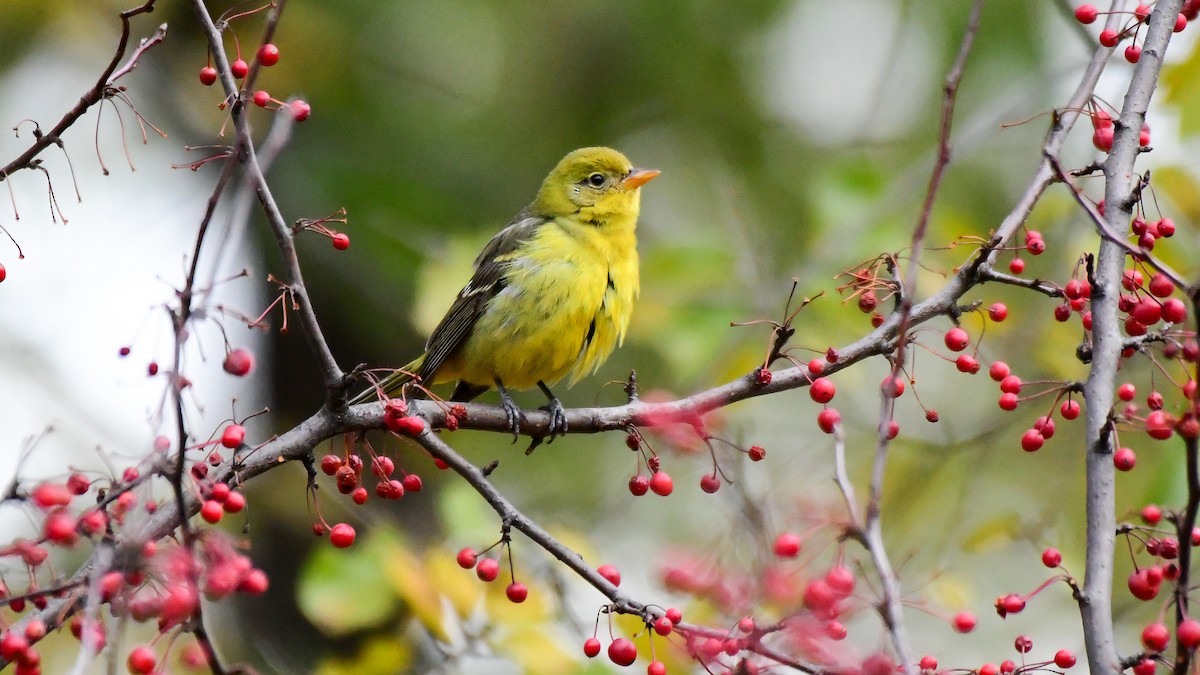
[417,213,548,383]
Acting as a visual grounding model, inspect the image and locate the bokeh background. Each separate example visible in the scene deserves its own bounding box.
[2,0,1200,672]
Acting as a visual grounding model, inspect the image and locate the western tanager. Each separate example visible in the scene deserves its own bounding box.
[354,147,659,439]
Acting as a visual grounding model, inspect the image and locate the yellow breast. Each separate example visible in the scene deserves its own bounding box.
[443,215,639,390]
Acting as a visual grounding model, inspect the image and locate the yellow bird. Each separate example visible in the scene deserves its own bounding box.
[354,147,659,439]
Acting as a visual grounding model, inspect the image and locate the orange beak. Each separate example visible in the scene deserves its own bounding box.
[620,168,661,190]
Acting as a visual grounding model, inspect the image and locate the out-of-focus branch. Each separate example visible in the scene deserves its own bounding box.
[1079,1,1181,672]
[0,0,159,180]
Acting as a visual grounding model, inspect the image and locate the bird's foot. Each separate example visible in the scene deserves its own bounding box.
[496,381,522,442]
[540,397,568,442]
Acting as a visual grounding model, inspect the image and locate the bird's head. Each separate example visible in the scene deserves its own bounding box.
[533,147,659,224]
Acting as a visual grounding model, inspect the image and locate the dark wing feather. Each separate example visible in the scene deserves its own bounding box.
[417,213,549,383]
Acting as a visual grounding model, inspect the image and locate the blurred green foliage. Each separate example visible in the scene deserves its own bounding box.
[3,0,1200,672]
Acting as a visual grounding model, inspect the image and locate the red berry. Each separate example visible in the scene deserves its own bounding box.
[290,99,312,122]
[223,348,254,376]
[1178,13,1190,32]
[1075,4,1098,23]
[1054,649,1076,668]
[825,566,855,597]
[1061,399,1081,420]
[1114,447,1137,471]
[944,327,969,352]
[505,582,528,603]
[223,491,246,513]
[1178,618,1200,649]
[320,454,342,475]
[988,302,1008,322]
[756,368,772,385]
[1000,375,1022,394]
[628,475,649,496]
[1132,299,1162,325]
[881,375,905,398]
[653,617,673,636]
[1026,237,1046,255]
[329,523,356,548]
[127,645,156,674]
[1157,218,1176,237]
[220,424,245,449]
[31,482,73,509]
[252,90,271,108]
[1041,547,1062,567]
[647,661,667,675]
[597,564,622,587]
[1143,622,1170,651]
[816,407,841,433]
[198,66,218,86]
[1142,504,1163,525]
[1128,569,1160,600]
[1147,410,1175,440]
[1008,257,1025,274]
[665,607,683,624]
[998,393,1019,411]
[607,637,637,666]
[1163,298,1187,323]
[747,445,766,461]
[198,499,223,524]
[332,233,351,250]
[809,377,836,403]
[583,638,602,658]
[802,579,837,617]
[807,359,825,375]
[1125,44,1142,63]
[699,473,721,493]
[997,593,1025,615]
[649,471,673,496]
[989,361,1010,381]
[230,58,249,79]
[1020,429,1044,452]
[773,532,802,558]
[1118,383,1136,401]
[456,548,477,569]
[1149,273,1175,298]
[955,354,980,374]
[1014,635,1033,653]
[1134,659,1156,675]
[475,558,499,582]
[1099,28,1119,47]
[256,43,280,66]
[1093,110,1113,129]
[919,656,938,671]
[401,474,422,492]
[393,415,426,436]
[952,611,976,633]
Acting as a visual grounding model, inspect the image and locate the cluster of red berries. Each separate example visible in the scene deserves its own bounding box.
[1075,3,1192,63]
[318,446,424,508]
[454,546,528,603]
[198,42,310,122]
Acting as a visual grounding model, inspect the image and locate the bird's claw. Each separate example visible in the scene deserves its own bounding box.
[541,397,568,442]
[501,397,522,443]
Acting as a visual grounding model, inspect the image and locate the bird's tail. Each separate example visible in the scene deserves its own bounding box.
[348,355,425,405]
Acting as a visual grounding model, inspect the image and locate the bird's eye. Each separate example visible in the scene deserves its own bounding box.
[586,173,606,187]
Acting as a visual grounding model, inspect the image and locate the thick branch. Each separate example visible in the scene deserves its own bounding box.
[1081,2,1182,673]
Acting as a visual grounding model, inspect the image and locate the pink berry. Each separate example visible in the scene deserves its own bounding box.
[649,471,673,496]
[127,645,157,674]
[1075,4,1098,23]
[290,99,312,122]
[773,532,802,558]
[952,611,976,633]
[223,348,254,376]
